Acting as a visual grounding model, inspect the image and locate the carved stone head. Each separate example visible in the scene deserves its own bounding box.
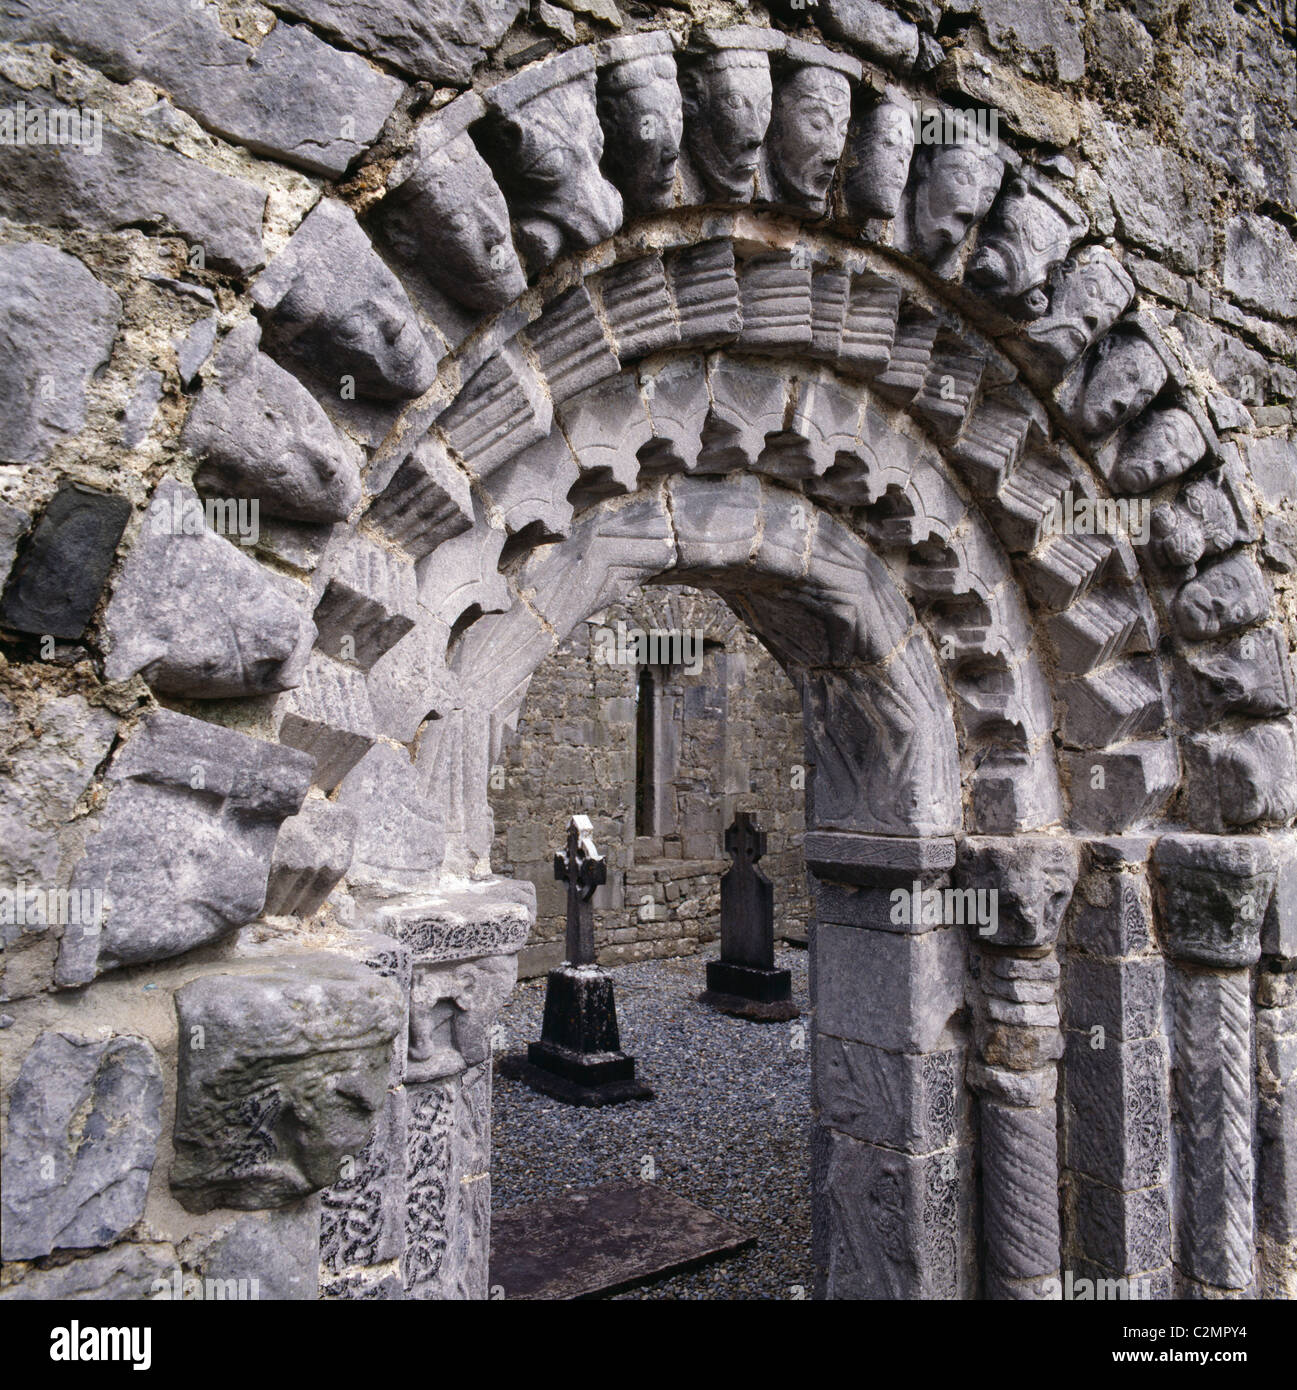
[485,58,624,268]
[1172,551,1271,640]
[1110,406,1206,494]
[1150,471,1240,573]
[1074,330,1167,437]
[965,174,1087,317]
[844,96,916,220]
[1215,723,1297,827]
[182,322,361,524]
[680,49,773,201]
[597,42,683,216]
[768,63,853,210]
[957,835,1079,949]
[381,133,527,312]
[253,200,438,402]
[910,139,1003,264]
[1026,247,1134,370]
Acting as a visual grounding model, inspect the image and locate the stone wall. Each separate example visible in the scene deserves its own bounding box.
[0,0,1294,1305]
[489,584,810,975]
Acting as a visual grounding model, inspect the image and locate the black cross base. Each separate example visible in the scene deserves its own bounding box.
[501,964,653,1106]
[700,959,799,1023]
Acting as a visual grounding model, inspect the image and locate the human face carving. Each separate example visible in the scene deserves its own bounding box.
[1077,336,1166,437]
[769,66,851,208]
[1173,553,1270,640]
[912,143,1001,261]
[598,58,683,215]
[845,99,915,219]
[1112,409,1203,494]
[682,53,772,201]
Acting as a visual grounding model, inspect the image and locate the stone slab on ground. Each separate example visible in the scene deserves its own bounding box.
[489,1179,753,1299]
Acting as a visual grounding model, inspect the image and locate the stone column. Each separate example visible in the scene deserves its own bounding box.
[1153,834,1278,1296]
[958,835,1078,1300]
[805,833,973,1299]
[1061,837,1173,1297]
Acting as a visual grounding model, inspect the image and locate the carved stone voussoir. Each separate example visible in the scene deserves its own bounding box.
[1182,718,1297,832]
[764,42,860,214]
[966,171,1087,318]
[171,955,402,1213]
[1024,245,1134,376]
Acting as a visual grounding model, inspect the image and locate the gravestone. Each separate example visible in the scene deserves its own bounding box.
[701,812,799,1021]
[500,815,652,1105]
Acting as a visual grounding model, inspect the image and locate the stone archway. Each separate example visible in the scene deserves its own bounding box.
[1,8,1294,1304]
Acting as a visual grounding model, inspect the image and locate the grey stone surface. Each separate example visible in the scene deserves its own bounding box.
[57,709,313,983]
[408,953,517,1083]
[0,242,120,464]
[596,33,683,218]
[0,86,266,276]
[1152,834,1277,967]
[0,482,130,638]
[171,955,402,1212]
[815,1037,964,1154]
[320,1088,407,1281]
[973,0,1086,83]
[1064,1032,1171,1189]
[1224,214,1297,320]
[103,479,316,697]
[335,743,447,890]
[1064,327,1169,438]
[0,1242,175,1300]
[0,1,404,176]
[263,797,357,917]
[765,52,856,215]
[815,0,920,71]
[178,1202,321,1300]
[843,95,915,221]
[252,199,439,402]
[1,1032,163,1260]
[956,836,1079,948]
[371,880,535,965]
[270,0,526,84]
[966,172,1087,318]
[1170,551,1272,641]
[678,36,775,205]
[182,320,362,524]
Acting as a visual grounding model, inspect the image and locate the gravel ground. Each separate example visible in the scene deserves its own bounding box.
[490,948,813,1300]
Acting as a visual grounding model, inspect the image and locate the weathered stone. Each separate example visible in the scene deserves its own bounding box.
[764,46,858,215]
[1,2,404,176]
[843,93,915,220]
[366,439,474,561]
[479,50,622,269]
[264,798,357,917]
[595,33,683,218]
[269,0,524,84]
[1262,834,1297,961]
[252,199,439,402]
[973,0,1086,83]
[596,255,679,362]
[0,1242,175,1300]
[1064,740,1180,834]
[409,953,517,1083]
[815,1037,964,1154]
[966,172,1087,318]
[1169,551,1271,642]
[312,535,417,673]
[678,30,779,204]
[0,482,130,638]
[1224,214,1297,320]
[956,836,1079,948]
[57,709,313,983]
[171,955,401,1213]
[1063,957,1164,1043]
[277,653,377,791]
[1153,834,1277,967]
[1183,720,1297,831]
[182,320,362,524]
[980,1100,1061,1296]
[1105,406,1210,495]
[815,0,920,72]
[1062,326,1169,439]
[1,1032,162,1260]
[1073,1177,1171,1277]
[0,88,266,276]
[897,133,1004,272]
[522,284,620,404]
[0,242,120,465]
[380,97,527,315]
[371,880,535,965]
[668,239,742,346]
[103,480,316,697]
[178,1202,322,1300]
[320,1089,407,1279]
[1064,1032,1171,1188]
[438,344,553,475]
[1023,246,1134,375]
[336,743,446,890]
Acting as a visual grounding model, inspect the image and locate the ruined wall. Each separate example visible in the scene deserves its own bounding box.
[489,584,810,975]
[0,0,1294,1306]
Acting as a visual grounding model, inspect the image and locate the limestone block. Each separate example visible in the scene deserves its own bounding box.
[1023,246,1134,376]
[0,482,129,639]
[1073,1177,1172,1277]
[270,0,525,84]
[1064,739,1180,834]
[182,320,362,524]
[1152,834,1277,968]
[843,93,915,221]
[639,354,710,475]
[408,953,517,1082]
[1179,625,1294,727]
[670,472,761,571]
[1102,404,1212,496]
[1262,834,1297,961]
[895,134,1004,273]
[263,798,357,917]
[1069,869,1154,959]
[1224,213,1297,320]
[757,369,861,481]
[479,49,622,270]
[956,836,1079,948]
[667,239,742,347]
[558,373,653,499]
[595,34,683,218]
[0,242,119,465]
[699,357,790,472]
[949,394,1040,495]
[911,335,984,438]
[812,1126,972,1300]
[836,272,904,376]
[57,709,313,984]
[1064,1032,1171,1189]
[365,438,473,561]
[596,254,680,361]
[277,654,376,791]
[336,743,446,890]
[103,480,316,698]
[1060,325,1169,440]
[871,305,939,403]
[1058,660,1166,749]
[0,89,266,276]
[1062,958,1164,1043]
[312,535,417,672]
[0,1243,175,1301]
[970,748,1065,834]
[522,283,619,404]
[1182,719,1297,832]
[371,880,535,966]
[761,42,858,215]
[438,344,553,476]
[480,430,579,541]
[815,0,920,71]
[1,1032,163,1260]
[171,955,401,1213]
[320,1089,407,1280]
[736,251,813,353]
[814,1037,965,1154]
[402,1076,455,1296]
[1048,588,1146,674]
[966,171,1087,318]
[177,1202,321,1300]
[252,199,438,402]
[2,0,403,176]
[815,923,965,1053]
